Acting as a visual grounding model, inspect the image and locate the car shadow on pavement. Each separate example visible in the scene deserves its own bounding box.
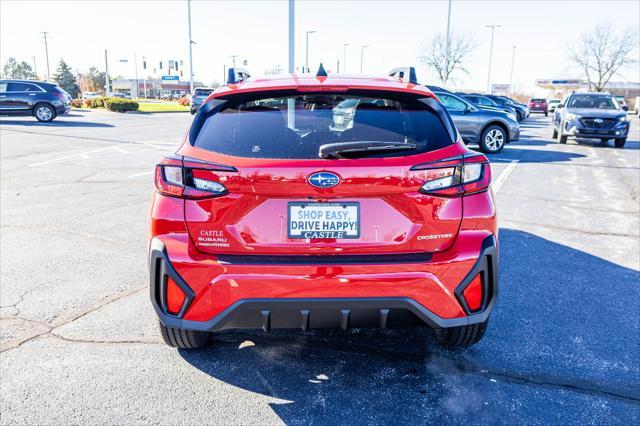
[179,229,640,423]
[475,147,587,163]
[0,119,113,128]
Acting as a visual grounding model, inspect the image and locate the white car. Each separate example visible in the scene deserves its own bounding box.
[547,99,561,113]
[82,92,100,99]
[633,96,640,115]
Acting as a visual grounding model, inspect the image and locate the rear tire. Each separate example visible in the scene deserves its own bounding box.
[434,321,488,347]
[614,138,626,148]
[33,103,56,122]
[479,125,506,154]
[544,111,548,117]
[552,128,558,139]
[159,320,210,349]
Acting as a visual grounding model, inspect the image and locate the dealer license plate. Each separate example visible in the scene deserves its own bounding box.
[288,202,360,239]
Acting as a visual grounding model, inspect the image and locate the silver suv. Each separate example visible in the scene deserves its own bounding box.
[553,93,630,148]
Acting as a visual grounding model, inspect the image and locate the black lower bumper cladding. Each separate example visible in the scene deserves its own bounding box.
[149,235,498,332]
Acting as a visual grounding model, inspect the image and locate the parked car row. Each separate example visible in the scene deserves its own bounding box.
[428,86,521,154]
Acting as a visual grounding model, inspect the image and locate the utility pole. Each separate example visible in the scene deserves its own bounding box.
[343,43,349,73]
[360,45,369,73]
[32,56,37,79]
[134,52,139,99]
[509,45,516,95]
[41,31,51,82]
[287,0,295,128]
[230,55,238,67]
[104,49,110,94]
[443,0,452,87]
[485,24,500,93]
[187,0,195,94]
[305,30,316,73]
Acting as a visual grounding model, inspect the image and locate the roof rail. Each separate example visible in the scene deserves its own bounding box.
[226,67,251,84]
[388,67,418,85]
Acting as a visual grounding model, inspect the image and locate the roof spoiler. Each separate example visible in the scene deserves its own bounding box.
[226,67,251,84]
[388,67,418,85]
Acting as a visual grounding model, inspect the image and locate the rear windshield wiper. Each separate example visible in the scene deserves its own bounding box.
[319,141,417,159]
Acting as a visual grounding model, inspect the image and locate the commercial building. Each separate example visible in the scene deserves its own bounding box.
[535,79,640,106]
[110,78,203,98]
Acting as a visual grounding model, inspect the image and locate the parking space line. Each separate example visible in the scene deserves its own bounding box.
[128,171,154,179]
[492,160,519,194]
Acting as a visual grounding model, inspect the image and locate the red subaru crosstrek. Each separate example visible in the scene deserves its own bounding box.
[149,66,498,349]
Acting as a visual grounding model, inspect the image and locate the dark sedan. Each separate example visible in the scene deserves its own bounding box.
[0,79,71,122]
[458,93,519,118]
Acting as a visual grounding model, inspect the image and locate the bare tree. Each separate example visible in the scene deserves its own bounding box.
[418,32,476,86]
[570,24,639,92]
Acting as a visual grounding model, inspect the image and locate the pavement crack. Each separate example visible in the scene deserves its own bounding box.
[0,285,148,353]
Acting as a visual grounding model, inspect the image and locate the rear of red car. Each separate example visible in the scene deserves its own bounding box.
[149,74,498,349]
[529,98,548,115]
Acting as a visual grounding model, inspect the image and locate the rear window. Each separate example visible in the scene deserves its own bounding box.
[530,98,545,102]
[194,89,213,97]
[192,92,453,159]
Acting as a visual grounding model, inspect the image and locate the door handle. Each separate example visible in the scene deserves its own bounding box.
[29,93,36,96]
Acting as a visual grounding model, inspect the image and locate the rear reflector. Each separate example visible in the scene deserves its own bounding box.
[463,274,483,311]
[166,277,186,314]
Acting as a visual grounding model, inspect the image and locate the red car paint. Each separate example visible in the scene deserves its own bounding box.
[149,72,498,341]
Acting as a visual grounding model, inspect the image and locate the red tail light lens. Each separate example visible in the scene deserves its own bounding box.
[463,273,483,311]
[413,154,491,197]
[166,277,186,314]
[154,156,231,199]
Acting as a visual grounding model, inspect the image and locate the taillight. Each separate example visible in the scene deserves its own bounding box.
[412,154,491,196]
[154,156,233,199]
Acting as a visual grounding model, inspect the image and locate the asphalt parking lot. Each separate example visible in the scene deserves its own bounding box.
[1,109,639,424]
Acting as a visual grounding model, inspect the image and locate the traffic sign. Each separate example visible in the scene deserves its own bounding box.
[162,75,179,81]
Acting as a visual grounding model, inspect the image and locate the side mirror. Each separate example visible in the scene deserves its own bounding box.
[557,104,564,109]
[622,105,629,111]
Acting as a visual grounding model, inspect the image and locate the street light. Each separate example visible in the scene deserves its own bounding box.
[305,30,316,73]
[360,45,369,73]
[187,0,195,94]
[443,0,452,87]
[509,45,516,95]
[343,43,349,73]
[485,24,501,93]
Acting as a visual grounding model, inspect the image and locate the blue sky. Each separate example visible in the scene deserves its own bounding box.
[1,0,639,94]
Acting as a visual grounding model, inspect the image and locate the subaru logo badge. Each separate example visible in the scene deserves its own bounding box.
[308,172,340,188]
[594,118,603,123]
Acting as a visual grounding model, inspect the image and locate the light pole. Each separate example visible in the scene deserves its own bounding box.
[288,0,295,73]
[443,0,452,87]
[187,0,195,94]
[509,45,516,95]
[230,55,238,67]
[360,45,369,73]
[343,43,349,73]
[305,30,316,73]
[32,56,37,78]
[133,53,139,99]
[104,49,110,95]
[485,24,501,93]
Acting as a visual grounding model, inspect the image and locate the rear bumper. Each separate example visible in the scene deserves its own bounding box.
[149,233,498,332]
